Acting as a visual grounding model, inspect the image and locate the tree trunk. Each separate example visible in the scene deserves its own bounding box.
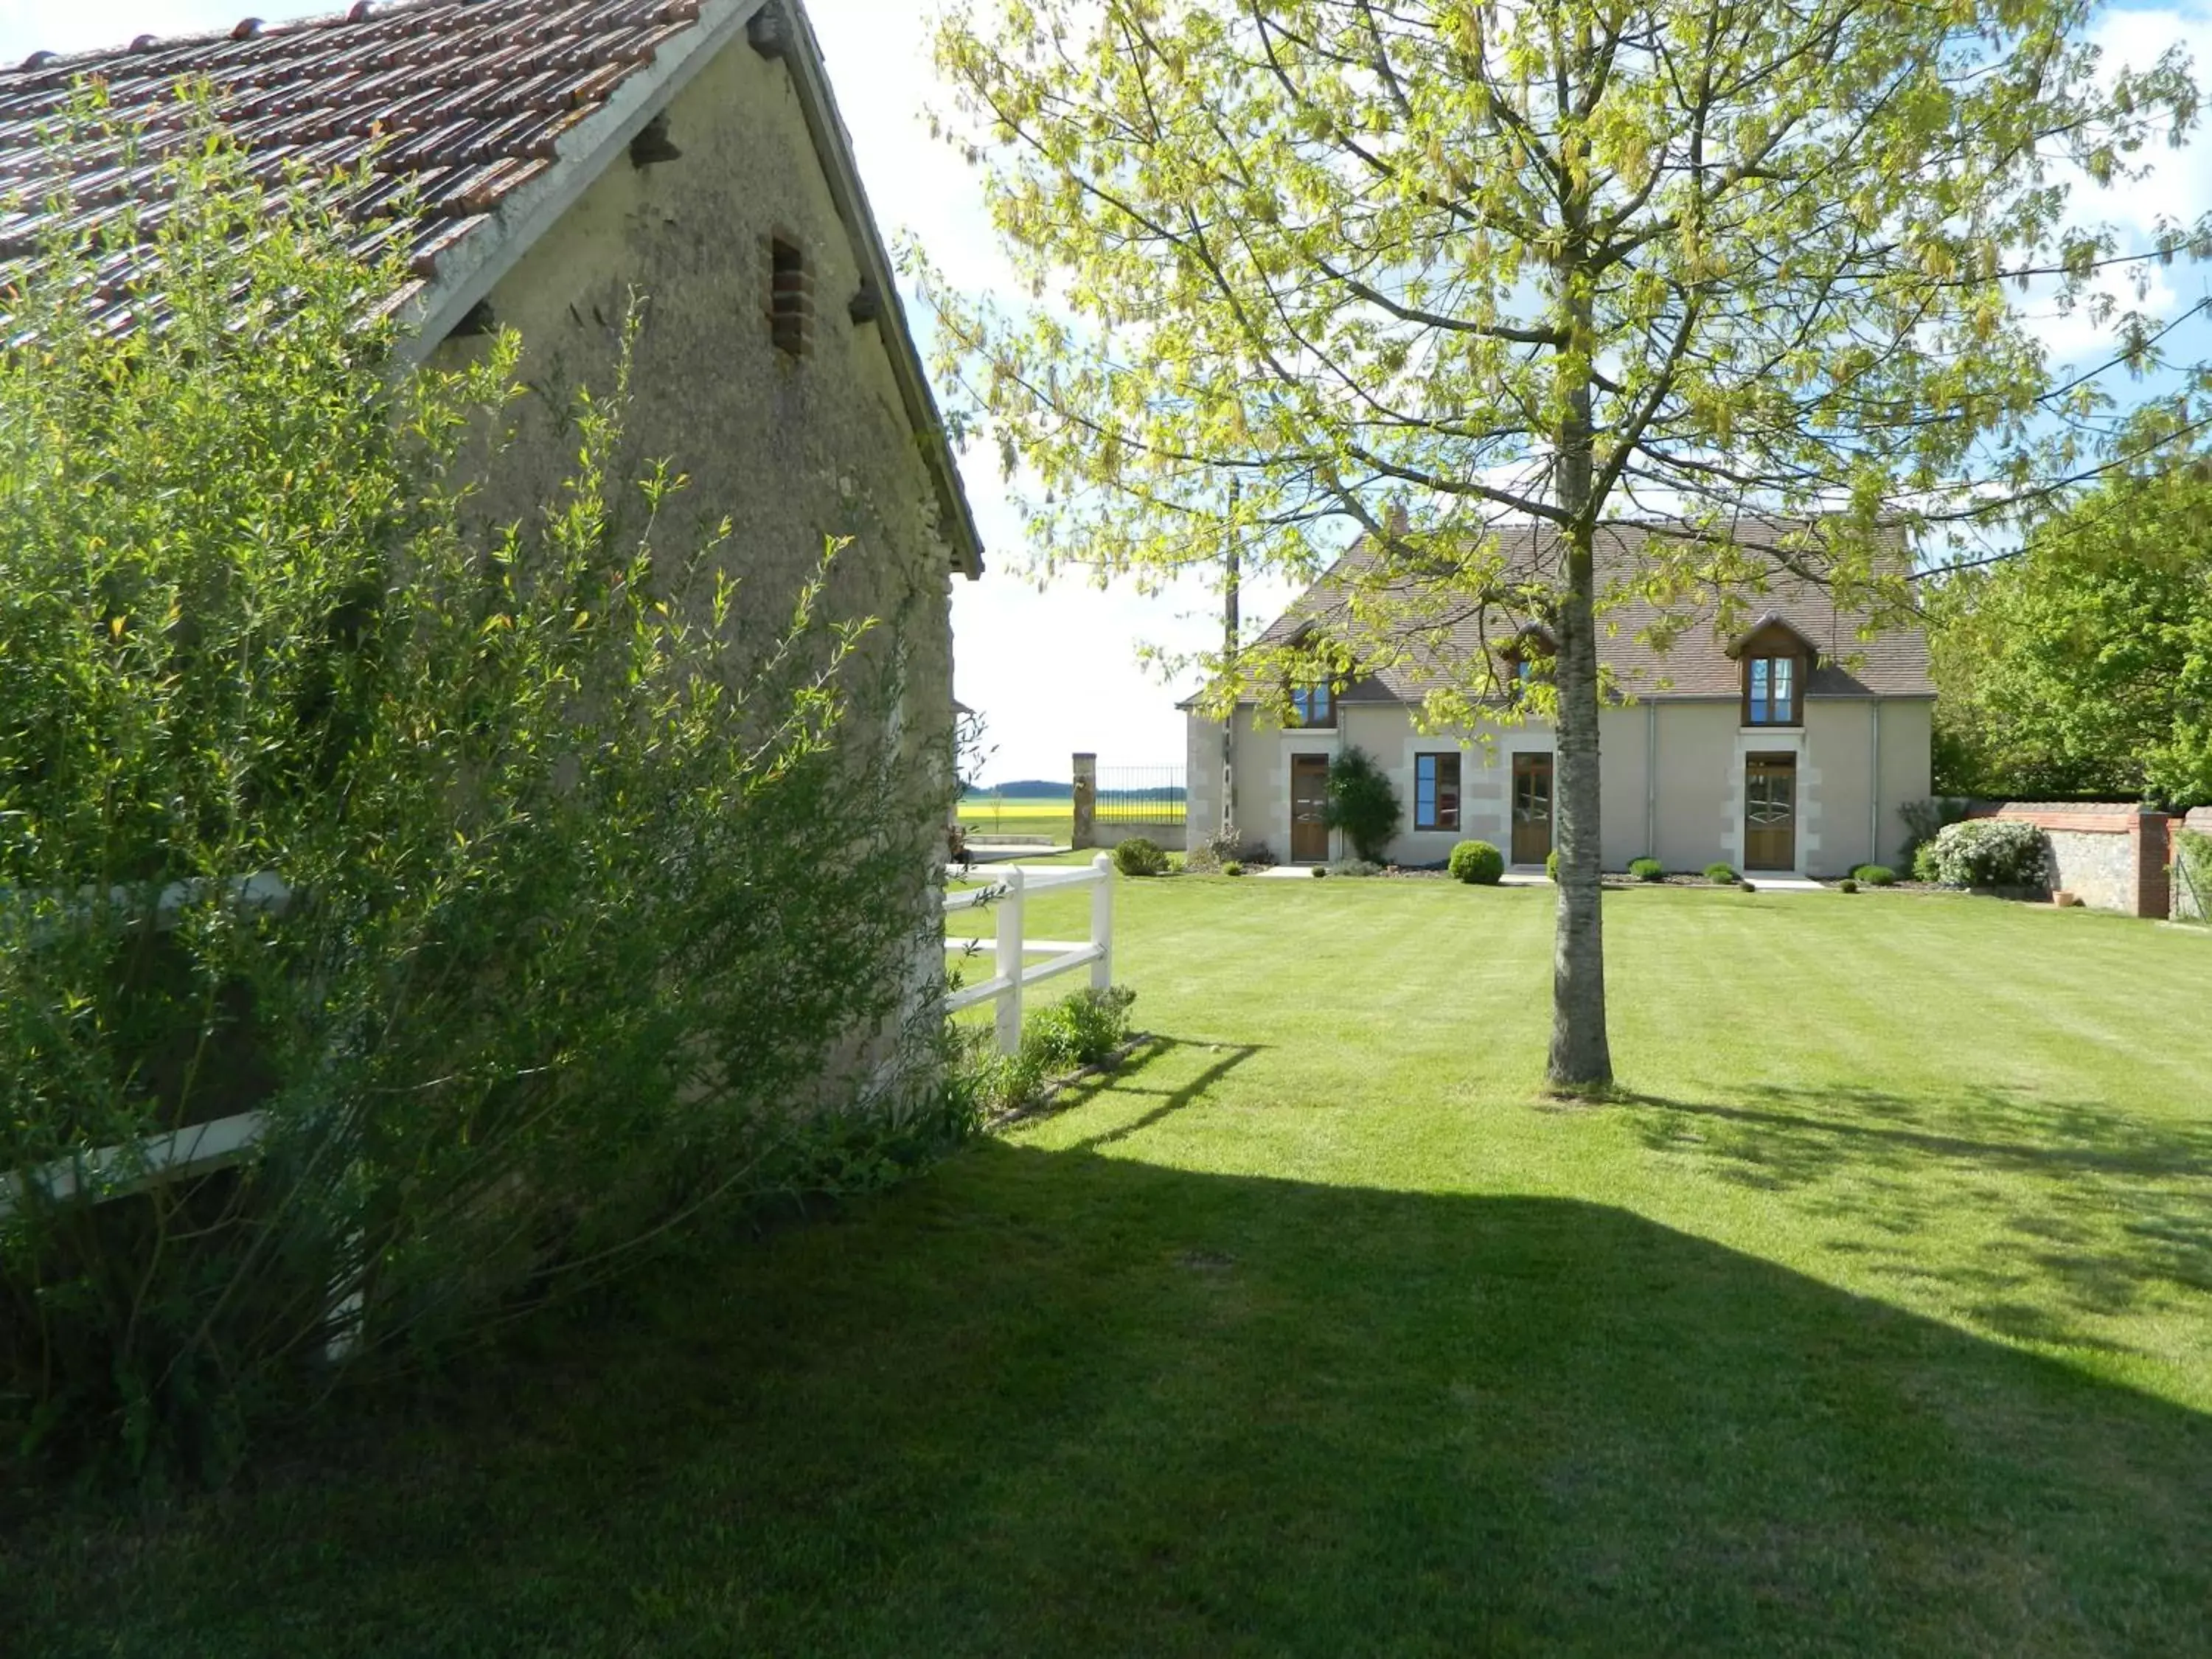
[1548,519,1613,1088]
[1547,247,1614,1088]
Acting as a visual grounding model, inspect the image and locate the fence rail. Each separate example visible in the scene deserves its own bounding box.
[944,855,1114,1054]
[10,859,1117,1224]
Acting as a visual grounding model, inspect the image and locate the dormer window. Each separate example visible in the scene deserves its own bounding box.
[1728,614,1815,728]
[1746,654,1798,724]
[1289,683,1335,728]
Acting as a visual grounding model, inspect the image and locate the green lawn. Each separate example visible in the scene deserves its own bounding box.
[957,806,1074,841]
[10,879,2212,1655]
[959,792,1074,842]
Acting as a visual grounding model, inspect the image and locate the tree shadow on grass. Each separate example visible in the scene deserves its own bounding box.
[1622,1084,2212,1352]
[9,1141,2212,1658]
[1055,1035,1267,1151]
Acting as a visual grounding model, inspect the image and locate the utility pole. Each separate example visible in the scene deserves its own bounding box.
[1221,478,1239,839]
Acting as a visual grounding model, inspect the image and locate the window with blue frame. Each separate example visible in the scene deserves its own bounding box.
[1415,752,1460,831]
[1290,683,1335,727]
[1745,653,1798,725]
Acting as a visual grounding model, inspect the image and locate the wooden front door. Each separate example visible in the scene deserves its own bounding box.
[1290,754,1331,863]
[1745,754,1798,870]
[1511,753,1553,865]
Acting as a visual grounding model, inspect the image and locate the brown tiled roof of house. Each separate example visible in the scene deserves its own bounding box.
[1251,519,1935,703]
[0,0,711,331]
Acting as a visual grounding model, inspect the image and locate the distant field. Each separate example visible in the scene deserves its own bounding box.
[959,792,1071,842]
[959,789,1183,843]
[959,810,1074,842]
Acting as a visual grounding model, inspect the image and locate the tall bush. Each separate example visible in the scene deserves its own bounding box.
[1323,747,1402,863]
[0,114,952,1478]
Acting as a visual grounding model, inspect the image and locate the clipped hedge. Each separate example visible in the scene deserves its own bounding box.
[1705,863,1739,884]
[1627,857,1664,883]
[1447,841,1505,884]
[1851,864,1898,886]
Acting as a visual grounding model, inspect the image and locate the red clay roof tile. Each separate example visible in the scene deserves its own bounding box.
[0,0,712,319]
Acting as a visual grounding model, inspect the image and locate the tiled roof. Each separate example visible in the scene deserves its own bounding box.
[0,0,988,577]
[1253,520,1935,702]
[0,0,710,330]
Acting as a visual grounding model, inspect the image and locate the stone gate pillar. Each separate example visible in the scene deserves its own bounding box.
[1071,752,1097,849]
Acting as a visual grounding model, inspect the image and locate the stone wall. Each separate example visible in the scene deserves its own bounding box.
[1091,821,1189,852]
[1987,804,2172,918]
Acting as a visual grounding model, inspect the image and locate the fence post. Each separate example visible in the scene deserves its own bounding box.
[994,866,1025,1055]
[1091,852,1113,991]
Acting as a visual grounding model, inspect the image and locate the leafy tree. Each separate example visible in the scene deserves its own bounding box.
[1324,746,1402,861]
[925,0,2201,1086]
[1929,437,2212,807]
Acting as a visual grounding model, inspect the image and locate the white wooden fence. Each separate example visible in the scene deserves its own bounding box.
[6,858,1119,1223]
[943,855,1114,1054]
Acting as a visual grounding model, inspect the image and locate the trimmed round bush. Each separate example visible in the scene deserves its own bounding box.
[1851,863,1896,887]
[1545,849,1561,881]
[1839,878,1860,894]
[1705,862,1738,885]
[1310,865,1328,878]
[1220,860,1244,877]
[1111,837,1169,877]
[1930,818,2047,889]
[1627,857,1664,883]
[1447,840,1505,885]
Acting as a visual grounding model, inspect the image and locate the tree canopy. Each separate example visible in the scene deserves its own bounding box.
[1930,432,2212,809]
[927,0,2204,1085]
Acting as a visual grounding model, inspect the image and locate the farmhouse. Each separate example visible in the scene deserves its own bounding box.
[1185,524,1933,877]
[1,0,981,860]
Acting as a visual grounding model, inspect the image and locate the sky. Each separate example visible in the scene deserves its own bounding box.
[3,0,2210,785]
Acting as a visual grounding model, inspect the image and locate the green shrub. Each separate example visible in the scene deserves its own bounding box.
[1311,864,1329,877]
[1023,985,1138,1074]
[1627,857,1664,883]
[1322,746,1402,862]
[1545,849,1561,881]
[1851,864,1898,886]
[1184,826,1245,872]
[1705,863,1739,884]
[1447,841,1505,884]
[2177,829,2212,919]
[1840,878,1860,893]
[1112,837,1169,876]
[1911,841,1944,883]
[0,114,956,1479]
[1899,796,1975,871]
[1326,858,1384,877]
[1930,818,2047,888]
[1220,860,1245,877]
